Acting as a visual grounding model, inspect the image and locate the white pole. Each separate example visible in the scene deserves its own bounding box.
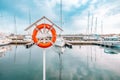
[43,49,46,80]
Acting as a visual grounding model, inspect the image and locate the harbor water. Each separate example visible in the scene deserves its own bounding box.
[0,45,120,80]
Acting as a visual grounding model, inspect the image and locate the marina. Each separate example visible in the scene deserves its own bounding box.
[0,0,120,80]
[1,37,120,48]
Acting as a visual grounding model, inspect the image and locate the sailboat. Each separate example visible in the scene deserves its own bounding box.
[54,36,65,47]
[53,0,65,48]
[53,37,65,54]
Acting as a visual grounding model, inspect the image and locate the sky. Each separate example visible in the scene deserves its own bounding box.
[0,0,120,34]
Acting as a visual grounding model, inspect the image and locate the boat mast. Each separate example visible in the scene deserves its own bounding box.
[101,20,103,35]
[60,0,63,35]
[14,15,17,45]
[60,0,62,28]
[95,17,97,34]
[14,15,17,35]
[28,9,32,35]
[87,11,90,39]
[91,13,93,35]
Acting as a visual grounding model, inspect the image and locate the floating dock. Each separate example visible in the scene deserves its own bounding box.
[10,40,31,44]
[67,41,120,48]
[6,40,120,48]
[25,42,34,48]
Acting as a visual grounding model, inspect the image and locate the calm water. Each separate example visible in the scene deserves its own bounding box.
[0,45,120,80]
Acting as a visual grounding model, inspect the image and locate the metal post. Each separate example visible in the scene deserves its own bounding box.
[43,49,46,80]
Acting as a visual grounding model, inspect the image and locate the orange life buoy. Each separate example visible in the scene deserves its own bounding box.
[32,23,56,48]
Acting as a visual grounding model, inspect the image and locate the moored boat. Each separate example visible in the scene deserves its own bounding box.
[0,37,12,46]
[54,36,65,47]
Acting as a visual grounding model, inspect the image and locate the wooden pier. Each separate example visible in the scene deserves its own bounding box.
[10,40,31,44]
[7,40,120,48]
[66,41,120,47]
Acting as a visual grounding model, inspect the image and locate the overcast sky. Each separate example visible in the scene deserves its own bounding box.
[0,0,120,34]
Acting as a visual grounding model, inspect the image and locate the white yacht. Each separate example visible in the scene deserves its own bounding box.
[54,36,65,47]
[53,45,65,53]
[24,35,32,42]
[0,37,12,46]
[52,36,65,53]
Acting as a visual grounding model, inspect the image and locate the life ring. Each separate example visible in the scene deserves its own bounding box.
[32,23,56,48]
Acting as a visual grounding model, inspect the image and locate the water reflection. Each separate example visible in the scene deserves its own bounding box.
[25,44,33,64]
[86,46,97,69]
[28,47,32,64]
[0,45,11,57]
[104,47,120,54]
[53,46,64,80]
[72,45,120,80]
[58,53,62,80]
[0,45,120,80]
[14,45,17,63]
[53,46,65,54]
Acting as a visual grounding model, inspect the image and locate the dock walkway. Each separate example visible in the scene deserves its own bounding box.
[8,40,120,48]
[67,41,120,47]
